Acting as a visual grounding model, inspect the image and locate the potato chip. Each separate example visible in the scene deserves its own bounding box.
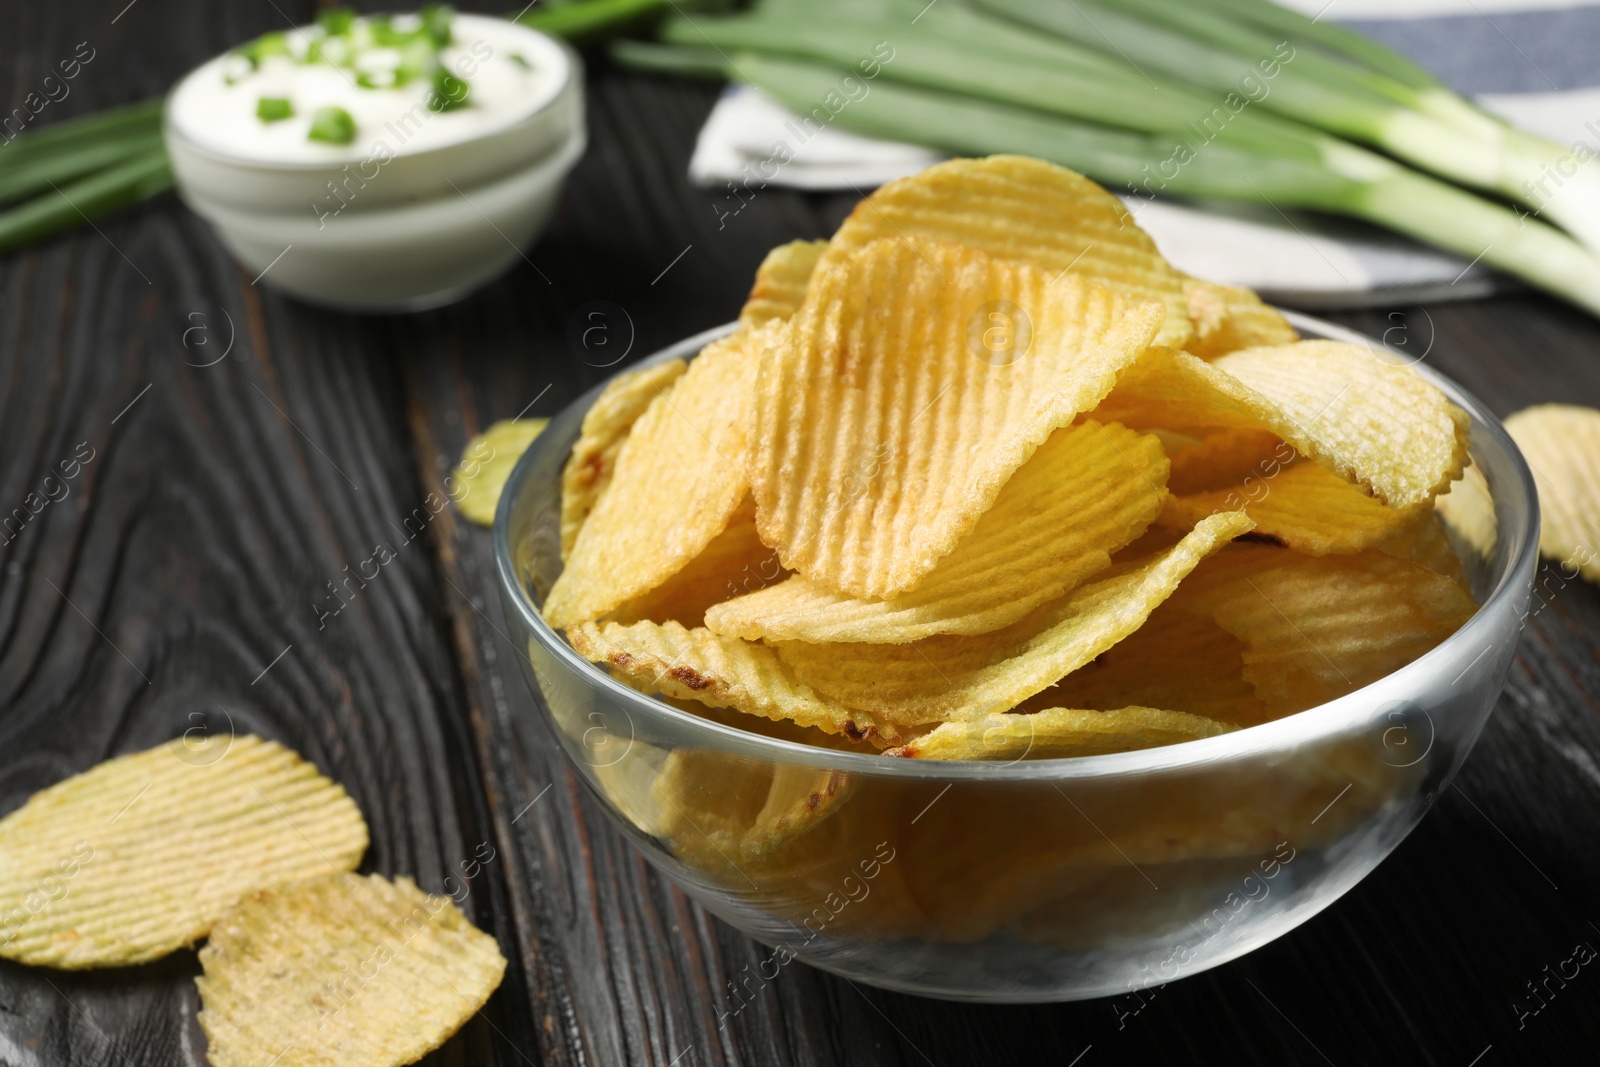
[1187,550,1478,714]
[1181,276,1298,359]
[642,752,909,927]
[774,510,1253,728]
[1214,342,1468,508]
[752,237,1164,599]
[885,706,1235,761]
[1034,595,1269,726]
[196,873,506,1067]
[1505,404,1600,581]
[818,156,1191,347]
[609,496,783,627]
[1161,461,1419,555]
[708,421,1166,643]
[1377,507,1469,582]
[547,333,761,628]
[1166,426,1287,495]
[451,418,549,527]
[567,618,903,745]
[740,239,827,327]
[651,749,853,867]
[0,736,366,968]
[588,742,671,839]
[560,358,689,558]
[1099,342,1468,509]
[1433,461,1497,563]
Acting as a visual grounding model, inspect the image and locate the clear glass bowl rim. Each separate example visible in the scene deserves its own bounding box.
[494,310,1539,782]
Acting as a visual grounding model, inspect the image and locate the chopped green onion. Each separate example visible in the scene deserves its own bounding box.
[256,97,294,123]
[233,30,290,70]
[430,68,470,111]
[316,8,357,36]
[421,4,455,48]
[306,106,356,145]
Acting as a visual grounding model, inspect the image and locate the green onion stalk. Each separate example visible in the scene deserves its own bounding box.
[971,0,1600,260]
[641,0,1600,314]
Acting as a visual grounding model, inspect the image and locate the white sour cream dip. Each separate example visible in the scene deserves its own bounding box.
[168,13,568,164]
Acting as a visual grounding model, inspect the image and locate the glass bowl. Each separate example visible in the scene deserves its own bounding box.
[494,313,1537,1003]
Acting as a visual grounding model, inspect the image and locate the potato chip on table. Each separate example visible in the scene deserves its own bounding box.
[0,736,366,968]
[452,418,549,527]
[196,872,506,1067]
[1504,403,1600,581]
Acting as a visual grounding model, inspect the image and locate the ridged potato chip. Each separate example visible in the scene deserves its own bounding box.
[1505,404,1600,581]
[196,873,506,1067]
[1434,461,1498,563]
[452,418,549,527]
[885,706,1234,761]
[609,496,783,627]
[1377,507,1469,581]
[547,333,761,628]
[1036,595,1269,726]
[818,155,1191,347]
[774,511,1253,728]
[1214,342,1468,508]
[1100,342,1468,509]
[1166,426,1286,495]
[568,618,903,745]
[560,359,689,558]
[707,421,1166,643]
[1161,461,1419,555]
[752,237,1164,599]
[1187,550,1478,714]
[1181,277,1298,359]
[740,239,827,327]
[651,748,852,867]
[0,736,366,968]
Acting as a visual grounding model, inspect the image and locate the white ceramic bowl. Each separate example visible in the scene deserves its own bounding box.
[164,15,584,312]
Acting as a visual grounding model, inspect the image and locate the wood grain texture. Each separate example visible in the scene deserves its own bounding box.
[2,2,1599,1065]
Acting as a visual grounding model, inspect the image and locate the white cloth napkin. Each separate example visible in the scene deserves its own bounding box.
[688,0,1600,306]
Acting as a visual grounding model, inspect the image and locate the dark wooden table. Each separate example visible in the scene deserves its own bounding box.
[4,3,1600,1064]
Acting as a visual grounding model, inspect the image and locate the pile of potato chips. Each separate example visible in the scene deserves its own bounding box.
[0,736,505,1066]
[546,156,1482,759]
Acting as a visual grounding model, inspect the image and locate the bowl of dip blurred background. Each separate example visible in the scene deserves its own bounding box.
[164,12,583,311]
